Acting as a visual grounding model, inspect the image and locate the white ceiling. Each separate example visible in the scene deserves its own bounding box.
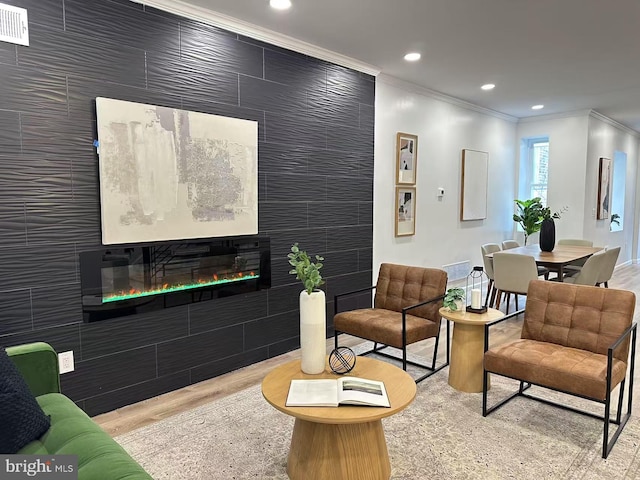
[174,0,640,132]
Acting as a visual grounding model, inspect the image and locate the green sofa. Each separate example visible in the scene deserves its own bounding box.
[7,342,152,479]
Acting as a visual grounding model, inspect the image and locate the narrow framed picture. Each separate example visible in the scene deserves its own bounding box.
[395,186,416,237]
[396,132,418,185]
[597,157,611,220]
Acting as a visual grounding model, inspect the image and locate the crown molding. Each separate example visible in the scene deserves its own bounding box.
[378,74,518,123]
[517,109,593,124]
[589,110,640,138]
[134,0,380,76]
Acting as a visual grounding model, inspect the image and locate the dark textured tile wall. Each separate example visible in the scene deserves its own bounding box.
[0,0,374,417]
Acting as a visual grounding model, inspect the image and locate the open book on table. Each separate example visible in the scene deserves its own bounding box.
[285,376,390,407]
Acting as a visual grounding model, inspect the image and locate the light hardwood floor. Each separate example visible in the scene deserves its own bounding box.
[94,263,640,437]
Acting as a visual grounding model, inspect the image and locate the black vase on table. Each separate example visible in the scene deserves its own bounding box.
[539,218,556,252]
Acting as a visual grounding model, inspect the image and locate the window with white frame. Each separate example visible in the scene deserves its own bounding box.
[520,137,549,204]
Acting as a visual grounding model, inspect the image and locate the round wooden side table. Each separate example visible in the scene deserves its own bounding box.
[439,307,504,393]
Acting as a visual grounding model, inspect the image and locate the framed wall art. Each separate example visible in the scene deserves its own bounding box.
[396,132,418,185]
[597,157,612,220]
[395,186,416,236]
[460,149,488,221]
[95,97,258,245]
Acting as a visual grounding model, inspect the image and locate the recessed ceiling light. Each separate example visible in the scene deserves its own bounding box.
[531,104,544,110]
[404,52,421,62]
[481,84,495,91]
[270,0,291,10]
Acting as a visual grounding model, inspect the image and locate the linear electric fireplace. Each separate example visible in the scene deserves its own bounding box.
[80,237,270,322]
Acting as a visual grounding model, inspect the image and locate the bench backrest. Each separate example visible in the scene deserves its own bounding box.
[522,280,635,361]
[374,263,447,321]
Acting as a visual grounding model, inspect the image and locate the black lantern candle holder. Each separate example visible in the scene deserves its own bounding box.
[466,266,488,314]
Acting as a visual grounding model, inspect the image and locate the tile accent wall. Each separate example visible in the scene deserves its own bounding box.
[0,0,374,416]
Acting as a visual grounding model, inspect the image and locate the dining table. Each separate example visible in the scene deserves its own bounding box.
[486,244,603,281]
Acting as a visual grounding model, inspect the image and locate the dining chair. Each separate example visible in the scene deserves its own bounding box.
[492,252,539,313]
[563,250,609,286]
[557,239,594,246]
[481,243,501,307]
[502,240,520,250]
[501,239,549,279]
[596,246,621,288]
[558,238,594,271]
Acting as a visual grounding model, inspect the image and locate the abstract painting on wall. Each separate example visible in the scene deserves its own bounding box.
[597,157,612,220]
[95,97,258,245]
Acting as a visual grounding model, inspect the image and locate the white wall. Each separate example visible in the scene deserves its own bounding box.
[516,113,590,241]
[584,114,639,263]
[374,76,517,277]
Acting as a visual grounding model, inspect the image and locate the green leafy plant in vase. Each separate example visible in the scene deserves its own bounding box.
[444,287,465,312]
[288,243,326,374]
[288,243,325,295]
[512,198,545,246]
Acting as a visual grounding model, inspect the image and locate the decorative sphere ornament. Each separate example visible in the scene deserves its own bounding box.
[329,347,356,374]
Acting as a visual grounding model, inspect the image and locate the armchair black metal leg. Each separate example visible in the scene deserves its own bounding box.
[603,388,612,458]
[431,333,440,370]
[485,280,494,306]
[402,345,407,371]
[615,379,626,424]
[482,369,489,416]
[446,319,451,365]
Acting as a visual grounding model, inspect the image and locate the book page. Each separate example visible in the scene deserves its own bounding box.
[285,379,339,407]
[337,377,390,407]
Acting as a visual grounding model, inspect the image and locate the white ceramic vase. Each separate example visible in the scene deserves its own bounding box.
[299,289,326,374]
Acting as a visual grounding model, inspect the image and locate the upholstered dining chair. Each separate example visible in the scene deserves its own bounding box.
[492,252,539,313]
[501,239,549,279]
[558,238,595,272]
[333,263,448,383]
[596,246,621,288]
[481,243,501,307]
[562,249,609,286]
[558,238,594,246]
[501,240,520,250]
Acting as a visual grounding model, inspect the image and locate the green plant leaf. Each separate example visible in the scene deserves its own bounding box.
[288,243,324,294]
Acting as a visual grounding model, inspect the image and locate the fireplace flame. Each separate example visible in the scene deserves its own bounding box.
[103,271,260,303]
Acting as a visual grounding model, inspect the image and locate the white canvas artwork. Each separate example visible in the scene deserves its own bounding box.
[95,97,258,245]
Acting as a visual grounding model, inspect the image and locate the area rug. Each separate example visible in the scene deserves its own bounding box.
[115,365,640,480]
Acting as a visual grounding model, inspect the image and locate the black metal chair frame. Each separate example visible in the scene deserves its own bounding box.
[333,286,449,383]
[482,311,637,459]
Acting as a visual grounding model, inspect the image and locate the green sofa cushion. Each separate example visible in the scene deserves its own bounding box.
[20,393,151,479]
[0,349,50,453]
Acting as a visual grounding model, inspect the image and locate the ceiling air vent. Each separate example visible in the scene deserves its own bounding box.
[0,3,29,46]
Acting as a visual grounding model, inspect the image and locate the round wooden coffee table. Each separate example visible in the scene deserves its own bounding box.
[262,356,416,480]
[439,307,504,393]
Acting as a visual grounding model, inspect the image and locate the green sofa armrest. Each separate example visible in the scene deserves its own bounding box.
[6,342,61,397]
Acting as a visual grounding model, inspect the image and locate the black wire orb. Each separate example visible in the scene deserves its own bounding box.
[329,347,356,374]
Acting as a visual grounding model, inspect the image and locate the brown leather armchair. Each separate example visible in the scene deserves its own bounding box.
[333,263,448,383]
[483,280,637,458]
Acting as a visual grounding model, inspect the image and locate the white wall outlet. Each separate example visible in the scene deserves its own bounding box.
[58,351,75,374]
[437,187,445,197]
